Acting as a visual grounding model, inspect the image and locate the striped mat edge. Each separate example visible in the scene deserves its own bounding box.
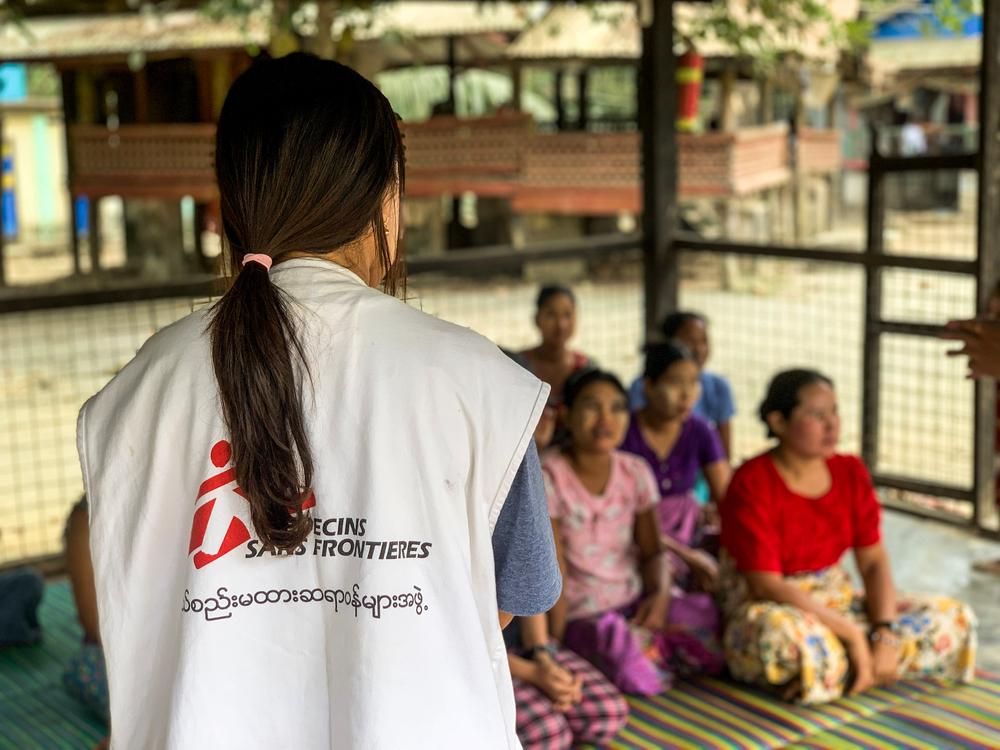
[596,675,1000,750]
[2,582,998,749]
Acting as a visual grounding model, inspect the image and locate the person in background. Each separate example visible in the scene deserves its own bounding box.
[506,613,629,750]
[0,566,43,647]
[719,369,976,705]
[622,343,731,585]
[62,497,109,726]
[518,285,592,407]
[544,368,723,696]
[899,111,928,157]
[945,281,1000,575]
[78,53,558,748]
[629,312,735,459]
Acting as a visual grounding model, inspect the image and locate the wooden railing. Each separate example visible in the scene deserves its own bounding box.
[70,124,217,200]
[798,127,842,175]
[69,118,840,214]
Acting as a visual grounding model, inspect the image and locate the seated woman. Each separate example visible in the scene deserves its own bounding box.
[63,497,109,726]
[517,285,592,407]
[544,368,721,696]
[507,614,629,750]
[622,342,731,577]
[719,370,977,705]
[628,312,735,458]
[0,566,43,647]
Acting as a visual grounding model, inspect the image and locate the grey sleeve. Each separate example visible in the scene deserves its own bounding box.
[491,443,562,616]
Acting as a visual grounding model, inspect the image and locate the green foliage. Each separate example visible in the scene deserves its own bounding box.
[27,65,60,98]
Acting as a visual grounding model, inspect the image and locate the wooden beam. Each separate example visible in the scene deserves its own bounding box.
[639,0,678,336]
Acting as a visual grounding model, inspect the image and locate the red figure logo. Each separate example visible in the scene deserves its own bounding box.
[188,440,316,570]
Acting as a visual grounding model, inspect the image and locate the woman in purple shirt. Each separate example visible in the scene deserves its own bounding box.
[621,343,732,592]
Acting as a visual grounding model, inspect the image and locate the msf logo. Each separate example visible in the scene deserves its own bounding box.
[188,440,315,570]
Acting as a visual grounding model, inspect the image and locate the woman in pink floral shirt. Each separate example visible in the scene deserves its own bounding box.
[543,369,723,696]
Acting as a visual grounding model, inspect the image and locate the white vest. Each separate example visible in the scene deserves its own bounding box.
[78,259,548,749]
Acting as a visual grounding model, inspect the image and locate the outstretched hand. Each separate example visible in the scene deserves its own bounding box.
[941,318,1000,379]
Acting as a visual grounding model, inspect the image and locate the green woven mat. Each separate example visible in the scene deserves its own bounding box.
[0,579,106,750]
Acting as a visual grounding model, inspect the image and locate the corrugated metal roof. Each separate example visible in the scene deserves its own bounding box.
[0,10,268,62]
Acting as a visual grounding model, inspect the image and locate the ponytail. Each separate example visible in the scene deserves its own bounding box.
[210,53,405,552]
[208,260,313,551]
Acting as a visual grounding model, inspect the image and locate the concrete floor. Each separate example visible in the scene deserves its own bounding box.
[852,511,1000,673]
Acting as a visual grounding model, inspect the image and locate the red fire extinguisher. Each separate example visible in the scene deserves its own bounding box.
[676,48,703,133]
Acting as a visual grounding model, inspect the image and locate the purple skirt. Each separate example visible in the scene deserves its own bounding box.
[563,592,724,697]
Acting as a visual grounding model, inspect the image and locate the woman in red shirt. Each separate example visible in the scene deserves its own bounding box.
[719,369,976,704]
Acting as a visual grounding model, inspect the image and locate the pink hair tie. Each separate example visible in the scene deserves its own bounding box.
[241,253,273,271]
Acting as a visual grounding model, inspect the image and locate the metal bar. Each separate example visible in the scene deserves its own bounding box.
[874,153,977,173]
[881,498,974,527]
[0,276,220,314]
[871,472,974,502]
[0,234,640,314]
[873,320,947,338]
[0,552,65,577]
[640,0,679,337]
[407,233,639,274]
[974,0,1000,533]
[862,146,886,472]
[673,233,978,275]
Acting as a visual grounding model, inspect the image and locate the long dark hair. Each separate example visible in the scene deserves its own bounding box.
[209,53,405,551]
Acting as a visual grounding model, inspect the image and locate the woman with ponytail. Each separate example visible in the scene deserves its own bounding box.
[78,53,559,749]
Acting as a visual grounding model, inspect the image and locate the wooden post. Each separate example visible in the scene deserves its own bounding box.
[975,0,1000,532]
[511,62,523,111]
[719,63,736,132]
[60,69,82,275]
[640,0,678,336]
[87,197,101,273]
[134,65,150,123]
[446,36,458,113]
[758,76,774,125]
[861,125,885,473]
[578,68,590,131]
[554,69,565,131]
[792,71,806,241]
[211,54,234,120]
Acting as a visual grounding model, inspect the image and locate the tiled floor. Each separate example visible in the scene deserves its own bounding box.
[857,511,1000,673]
